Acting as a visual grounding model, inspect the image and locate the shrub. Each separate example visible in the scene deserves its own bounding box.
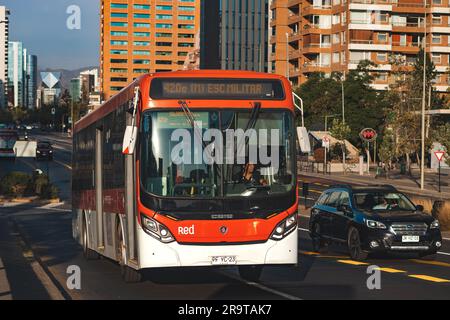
[0,172,32,197]
[40,183,58,200]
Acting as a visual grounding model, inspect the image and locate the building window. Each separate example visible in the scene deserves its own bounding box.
[111,3,128,9]
[377,33,388,43]
[111,22,128,27]
[134,23,150,28]
[376,52,387,62]
[432,53,441,64]
[432,34,441,44]
[432,15,442,25]
[333,52,340,64]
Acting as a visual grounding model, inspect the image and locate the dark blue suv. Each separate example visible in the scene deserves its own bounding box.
[309,185,442,261]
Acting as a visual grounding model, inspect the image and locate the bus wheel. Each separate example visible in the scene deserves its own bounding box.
[117,224,142,283]
[238,265,263,282]
[82,217,99,260]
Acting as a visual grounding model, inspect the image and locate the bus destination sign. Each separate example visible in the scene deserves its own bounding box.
[150,78,285,100]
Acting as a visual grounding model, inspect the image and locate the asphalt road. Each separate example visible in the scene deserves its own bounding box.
[1,131,450,300]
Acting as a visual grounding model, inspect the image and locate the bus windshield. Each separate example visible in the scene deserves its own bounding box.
[140,110,294,198]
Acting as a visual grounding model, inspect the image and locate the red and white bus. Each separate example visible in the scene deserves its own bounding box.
[72,71,299,282]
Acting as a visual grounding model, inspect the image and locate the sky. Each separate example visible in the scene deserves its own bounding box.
[2,0,100,70]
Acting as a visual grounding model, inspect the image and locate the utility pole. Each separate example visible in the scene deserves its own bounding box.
[341,72,346,173]
[286,32,290,81]
[420,5,427,190]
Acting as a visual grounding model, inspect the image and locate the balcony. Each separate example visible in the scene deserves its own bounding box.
[302,5,332,16]
[348,39,392,51]
[289,32,302,42]
[392,1,426,13]
[302,62,331,72]
[289,49,302,59]
[391,41,421,53]
[431,46,450,54]
[430,26,450,34]
[349,20,392,31]
[303,43,332,54]
[288,13,301,25]
[392,21,425,32]
[348,60,392,71]
[349,0,392,11]
[302,24,331,34]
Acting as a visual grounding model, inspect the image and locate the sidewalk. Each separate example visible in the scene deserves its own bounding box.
[300,169,449,200]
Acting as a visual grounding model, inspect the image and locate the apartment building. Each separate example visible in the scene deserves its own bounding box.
[100,0,200,99]
[269,0,450,93]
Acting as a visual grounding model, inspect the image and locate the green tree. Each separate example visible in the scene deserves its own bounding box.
[330,118,351,173]
[431,124,450,166]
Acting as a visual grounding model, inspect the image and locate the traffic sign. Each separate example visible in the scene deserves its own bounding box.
[359,128,377,142]
[322,135,330,149]
[434,151,446,162]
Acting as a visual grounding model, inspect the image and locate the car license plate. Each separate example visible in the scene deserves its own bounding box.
[211,256,237,265]
[402,236,420,243]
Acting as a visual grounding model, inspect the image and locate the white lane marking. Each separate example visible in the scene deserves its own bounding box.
[443,238,450,241]
[298,228,310,233]
[438,251,450,256]
[219,271,302,300]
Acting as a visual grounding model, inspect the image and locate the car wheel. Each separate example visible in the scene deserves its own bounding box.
[117,223,142,283]
[347,227,368,261]
[311,223,327,253]
[238,265,263,282]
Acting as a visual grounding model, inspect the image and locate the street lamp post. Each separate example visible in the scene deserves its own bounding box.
[420,5,427,190]
[325,114,341,132]
[286,32,290,81]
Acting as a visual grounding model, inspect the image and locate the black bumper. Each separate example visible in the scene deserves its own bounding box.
[361,228,442,253]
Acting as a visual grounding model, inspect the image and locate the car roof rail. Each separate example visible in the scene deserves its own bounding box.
[371,184,398,190]
[329,184,353,190]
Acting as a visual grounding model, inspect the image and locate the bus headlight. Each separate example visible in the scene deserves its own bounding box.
[141,214,175,244]
[270,214,297,241]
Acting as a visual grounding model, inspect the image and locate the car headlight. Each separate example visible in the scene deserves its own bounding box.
[270,214,297,241]
[430,220,440,229]
[141,214,175,243]
[365,219,387,229]
[36,150,41,153]
[49,150,53,153]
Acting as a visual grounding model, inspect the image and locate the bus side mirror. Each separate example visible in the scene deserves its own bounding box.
[122,125,138,155]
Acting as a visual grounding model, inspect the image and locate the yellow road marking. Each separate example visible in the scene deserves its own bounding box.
[408,275,450,283]
[309,189,323,194]
[54,160,72,170]
[337,260,369,266]
[410,259,450,268]
[299,251,320,256]
[375,267,406,274]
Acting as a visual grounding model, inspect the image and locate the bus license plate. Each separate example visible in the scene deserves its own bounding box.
[402,236,420,243]
[211,256,237,265]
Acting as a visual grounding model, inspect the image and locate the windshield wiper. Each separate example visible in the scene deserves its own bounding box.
[178,100,222,179]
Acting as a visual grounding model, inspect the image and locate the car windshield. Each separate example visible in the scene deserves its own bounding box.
[38,143,51,148]
[353,192,417,211]
[140,110,294,198]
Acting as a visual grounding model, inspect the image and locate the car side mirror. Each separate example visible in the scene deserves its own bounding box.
[337,204,353,217]
[416,205,424,212]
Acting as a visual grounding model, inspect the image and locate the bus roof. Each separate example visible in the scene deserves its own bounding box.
[74,70,293,134]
